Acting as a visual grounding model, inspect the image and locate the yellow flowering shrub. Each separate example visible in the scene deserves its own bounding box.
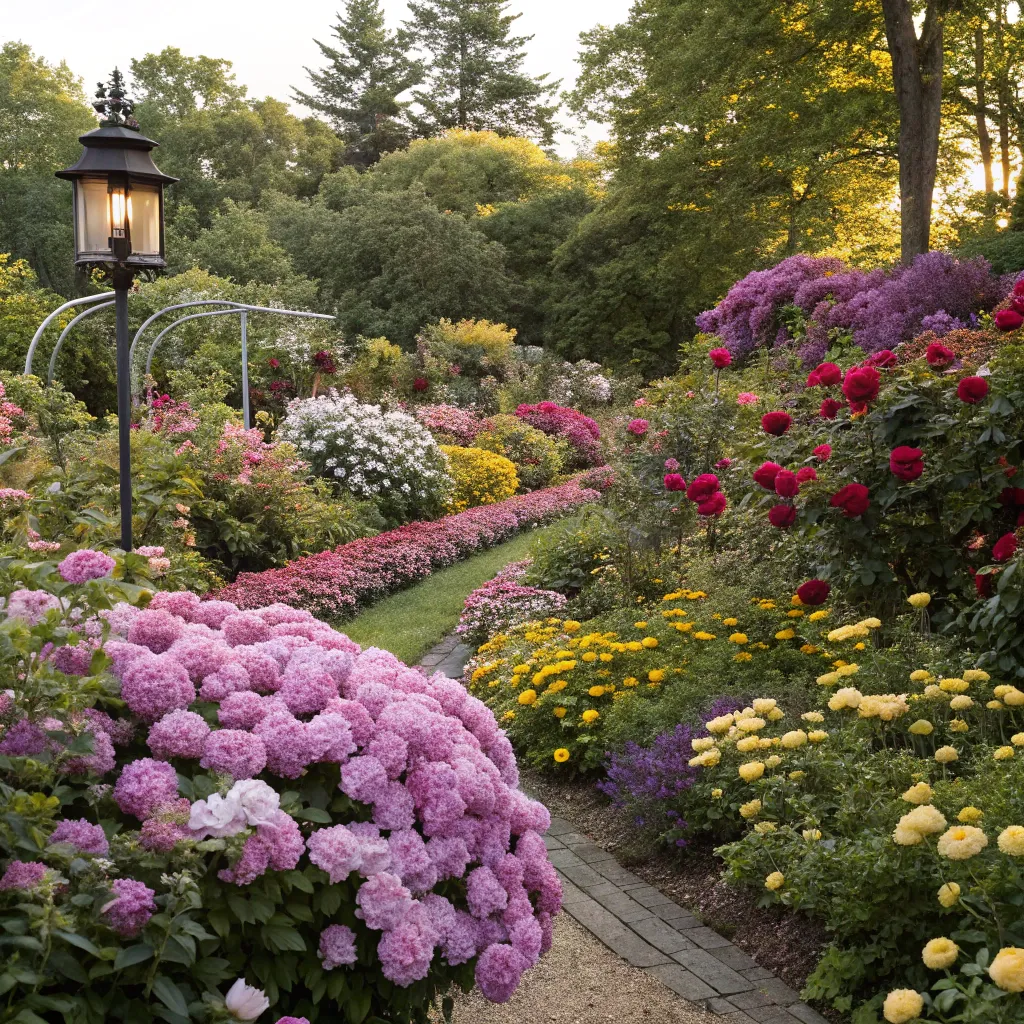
[439,445,518,513]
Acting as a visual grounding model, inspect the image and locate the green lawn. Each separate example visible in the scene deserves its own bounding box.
[338,527,552,665]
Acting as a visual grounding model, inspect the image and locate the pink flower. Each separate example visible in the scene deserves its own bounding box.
[48,819,109,855]
[201,730,268,779]
[626,418,649,437]
[475,943,529,1003]
[114,758,180,820]
[307,825,365,883]
[796,467,817,484]
[774,470,799,498]
[356,873,415,931]
[697,491,727,517]
[663,473,687,492]
[708,347,732,368]
[813,444,831,461]
[0,861,48,891]
[57,549,116,583]
[686,474,720,503]
[319,924,357,970]
[121,654,196,722]
[147,710,210,760]
[101,878,155,937]
[761,411,792,436]
[926,342,955,367]
[957,376,989,404]
[736,392,760,405]
[995,309,1024,332]
[768,504,797,529]
[993,532,1018,562]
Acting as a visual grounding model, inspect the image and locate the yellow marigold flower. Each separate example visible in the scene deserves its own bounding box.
[989,948,1024,992]
[909,669,933,683]
[502,710,516,721]
[828,687,863,711]
[694,748,721,767]
[648,669,666,684]
[903,782,933,804]
[893,824,924,846]
[789,770,805,781]
[883,989,923,1024]
[553,707,567,718]
[937,825,988,860]
[997,826,1024,856]
[995,746,1015,760]
[767,708,784,722]
[728,632,749,645]
[752,698,778,714]
[737,717,767,734]
[949,695,973,711]
[754,821,776,834]
[633,621,648,629]
[957,806,983,823]
[739,799,762,819]
[791,594,803,606]
[764,871,784,891]
[988,700,1004,710]
[994,684,1013,698]
[587,685,605,697]
[1005,688,1024,706]
[907,592,932,609]
[723,617,738,627]
[691,737,716,753]
[641,637,658,649]
[775,628,796,641]
[765,755,782,768]
[836,664,860,677]
[781,730,808,749]
[937,882,960,907]
[816,671,840,688]
[759,600,776,610]
[924,684,946,699]
[808,609,830,621]
[801,711,825,723]
[739,761,765,782]
[736,736,760,753]
[733,651,753,662]
[706,714,735,734]
[963,669,990,683]
[922,937,959,970]
[711,788,723,799]
[553,748,570,763]
[935,746,959,764]
[800,644,820,654]
[949,719,969,733]
[512,663,531,675]
[787,609,805,618]
[625,641,643,652]
[859,617,882,629]
[548,679,568,693]
[807,730,828,743]
[694,631,716,641]
[581,709,600,724]
[599,653,614,663]
[674,622,694,633]
[803,829,822,841]
[581,652,598,663]
[940,677,969,693]
[517,689,538,705]
[1013,733,1024,746]
[622,677,639,688]
[900,805,947,836]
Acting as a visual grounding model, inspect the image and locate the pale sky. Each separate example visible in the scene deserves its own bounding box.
[5,0,633,154]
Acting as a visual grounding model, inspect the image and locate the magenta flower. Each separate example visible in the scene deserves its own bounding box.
[101,878,156,937]
[57,549,116,583]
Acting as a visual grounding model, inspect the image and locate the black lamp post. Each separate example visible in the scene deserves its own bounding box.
[55,70,177,552]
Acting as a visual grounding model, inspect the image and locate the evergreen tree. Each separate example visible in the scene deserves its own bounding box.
[404,0,560,145]
[294,0,422,167]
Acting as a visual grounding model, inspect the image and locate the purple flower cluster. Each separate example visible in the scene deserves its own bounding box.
[514,403,602,468]
[101,878,156,937]
[48,818,109,855]
[457,560,567,645]
[0,860,48,890]
[57,548,116,584]
[217,480,598,618]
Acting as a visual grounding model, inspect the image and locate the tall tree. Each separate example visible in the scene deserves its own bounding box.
[294,0,422,167]
[404,0,560,144]
[878,0,958,259]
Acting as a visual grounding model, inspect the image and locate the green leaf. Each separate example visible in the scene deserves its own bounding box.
[297,807,333,823]
[47,949,88,984]
[54,930,102,956]
[115,943,154,970]
[152,977,190,1019]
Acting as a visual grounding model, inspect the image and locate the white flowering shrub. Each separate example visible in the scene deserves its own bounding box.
[279,391,452,523]
[548,361,613,409]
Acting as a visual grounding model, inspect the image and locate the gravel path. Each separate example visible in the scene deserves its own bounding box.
[438,916,713,1024]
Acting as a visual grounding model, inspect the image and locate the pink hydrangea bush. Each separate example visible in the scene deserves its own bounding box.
[457,560,568,645]
[0,556,562,1022]
[514,402,603,468]
[218,479,599,618]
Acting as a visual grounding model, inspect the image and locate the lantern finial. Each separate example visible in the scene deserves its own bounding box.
[92,69,139,130]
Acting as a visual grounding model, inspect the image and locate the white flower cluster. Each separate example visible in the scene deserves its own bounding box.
[279,390,452,519]
[549,359,612,407]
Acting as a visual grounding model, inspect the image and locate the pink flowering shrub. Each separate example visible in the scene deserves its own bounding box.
[457,560,568,645]
[514,402,603,468]
[0,552,562,1022]
[414,403,487,446]
[218,480,599,619]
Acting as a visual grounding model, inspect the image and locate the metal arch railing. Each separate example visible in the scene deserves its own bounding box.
[142,304,335,428]
[46,301,116,384]
[128,299,252,370]
[24,293,111,376]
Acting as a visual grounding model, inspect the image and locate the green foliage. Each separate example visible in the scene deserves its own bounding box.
[958,229,1024,275]
[474,414,566,491]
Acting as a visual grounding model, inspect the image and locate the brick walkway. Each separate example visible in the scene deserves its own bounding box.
[545,816,828,1024]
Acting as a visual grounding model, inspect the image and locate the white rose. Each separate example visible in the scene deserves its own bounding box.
[224,978,269,1021]
[188,792,246,838]
[229,779,280,826]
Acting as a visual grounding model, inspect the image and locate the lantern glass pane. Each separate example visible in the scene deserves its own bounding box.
[128,182,161,256]
[75,178,112,257]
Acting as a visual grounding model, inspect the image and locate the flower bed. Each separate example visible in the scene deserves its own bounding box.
[456,560,568,646]
[0,552,561,1022]
[217,481,601,619]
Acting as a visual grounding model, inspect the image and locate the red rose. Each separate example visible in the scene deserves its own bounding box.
[709,347,732,369]
[925,342,954,367]
[664,473,687,492]
[715,457,733,469]
[998,487,1024,506]
[842,365,880,405]
[830,482,870,518]
[753,461,783,489]
[813,444,831,461]
[820,398,843,420]
[796,466,818,484]
[889,446,924,482]
[995,309,1024,332]
[796,579,830,606]
[865,349,897,369]
[972,567,994,598]
[814,362,842,387]
[268,357,280,369]
[762,411,793,436]
[768,504,797,529]
[993,532,1018,562]
[1013,296,1024,315]
[413,377,430,392]
[697,491,728,517]
[774,469,799,497]
[1015,279,1024,296]
[805,370,821,387]
[687,473,720,503]
[957,376,989,404]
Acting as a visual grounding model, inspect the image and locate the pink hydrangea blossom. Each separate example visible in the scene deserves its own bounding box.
[114,758,179,820]
[48,818,109,855]
[356,873,415,931]
[319,924,358,969]
[58,549,116,583]
[0,860,48,890]
[101,878,156,937]
[121,654,196,722]
[200,730,268,779]
[147,710,210,760]
[5,588,61,625]
[474,943,529,1003]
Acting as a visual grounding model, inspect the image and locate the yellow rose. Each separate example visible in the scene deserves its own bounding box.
[937,882,961,907]
[957,807,983,823]
[936,825,988,860]
[739,761,765,782]
[882,990,923,1024]
[907,592,931,609]
[553,748,570,763]
[989,948,1024,993]
[581,709,600,724]
[902,782,933,805]
[997,825,1024,856]
[922,937,958,970]
[934,746,959,764]
[764,871,784,891]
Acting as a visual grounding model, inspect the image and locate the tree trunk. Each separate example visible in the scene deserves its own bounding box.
[458,29,468,128]
[995,2,1013,197]
[880,0,949,260]
[975,26,995,194]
